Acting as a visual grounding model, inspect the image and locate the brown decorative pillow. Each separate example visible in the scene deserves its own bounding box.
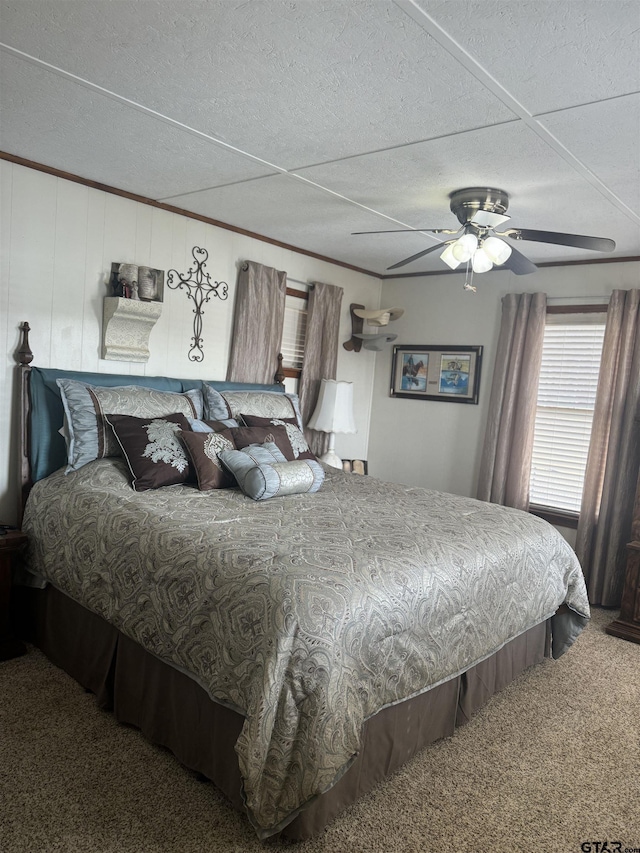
[240,414,296,427]
[204,419,239,432]
[226,424,305,462]
[237,416,316,461]
[106,413,193,491]
[181,429,236,491]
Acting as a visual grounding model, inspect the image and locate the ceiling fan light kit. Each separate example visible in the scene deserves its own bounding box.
[441,227,512,283]
[354,186,616,287]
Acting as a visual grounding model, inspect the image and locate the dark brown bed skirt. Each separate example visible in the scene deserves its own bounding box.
[18,585,551,840]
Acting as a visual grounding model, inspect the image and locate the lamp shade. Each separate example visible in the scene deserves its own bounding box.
[472,247,493,273]
[482,235,512,265]
[308,379,356,434]
[451,233,478,262]
[440,243,462,270]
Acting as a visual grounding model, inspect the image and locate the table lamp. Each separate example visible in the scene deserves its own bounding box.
[307,379,356,468]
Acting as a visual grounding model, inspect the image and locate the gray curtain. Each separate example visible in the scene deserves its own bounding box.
[226,261,287,384]
[477,292,547,510]
[575,289,640,606]
[299,282,344,456]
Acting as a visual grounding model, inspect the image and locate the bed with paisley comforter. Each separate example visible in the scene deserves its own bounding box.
[16,346,590,840]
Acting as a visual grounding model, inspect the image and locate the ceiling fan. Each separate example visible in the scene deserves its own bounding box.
[353,187,616,278]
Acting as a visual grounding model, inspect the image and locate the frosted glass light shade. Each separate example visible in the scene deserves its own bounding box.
[451,233,478,262]
[308,379,357,434]
[470,210,511,228]
[472,247,493,273]
[482,236,512,265]
[440,243,462,269]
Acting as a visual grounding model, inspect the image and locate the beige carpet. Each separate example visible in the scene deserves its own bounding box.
[1,608,638,853]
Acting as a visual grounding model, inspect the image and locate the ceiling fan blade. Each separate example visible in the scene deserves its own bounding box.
[387,241,451,271]
[502,245,538,276]
[470,210,511,228]
[351,227,452,235]
[504,229,616,253]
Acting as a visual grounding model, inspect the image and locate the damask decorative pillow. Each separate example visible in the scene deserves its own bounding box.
[181,429,236,490]
[238,414,316,460]
[202,386,303,430]
[105,413,193,491]
[219,445,324,501]
[57,378,203,472]
[229,424,302,461]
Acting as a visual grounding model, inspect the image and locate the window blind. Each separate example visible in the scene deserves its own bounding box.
[281,294,307,370]
[529,320,606,513]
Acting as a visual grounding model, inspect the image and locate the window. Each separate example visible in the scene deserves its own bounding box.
[529,308,606,523]
[280,286,309,393]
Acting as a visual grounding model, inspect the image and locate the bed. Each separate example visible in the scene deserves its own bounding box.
[13,322,590,840]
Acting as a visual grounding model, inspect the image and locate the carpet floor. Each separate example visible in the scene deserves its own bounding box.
[1,607,638,853]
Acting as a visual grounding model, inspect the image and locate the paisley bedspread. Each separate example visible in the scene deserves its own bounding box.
[22,459,590,836]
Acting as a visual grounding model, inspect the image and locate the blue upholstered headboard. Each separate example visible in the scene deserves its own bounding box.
[28,366,283,483]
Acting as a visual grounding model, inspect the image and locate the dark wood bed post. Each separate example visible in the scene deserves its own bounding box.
[274,352,285,386]
[16,321,33,525]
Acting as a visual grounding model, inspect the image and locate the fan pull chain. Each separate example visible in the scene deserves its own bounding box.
[463,261,477,292]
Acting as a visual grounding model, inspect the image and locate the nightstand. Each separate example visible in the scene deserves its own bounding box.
[0,530,28,661]
[607,542,640,644]
[606,445,640,645]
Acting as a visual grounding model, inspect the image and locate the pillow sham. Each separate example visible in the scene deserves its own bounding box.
[219,447,324,501]
[181,429,236,490]
[187,417,239,433]
[202,386,303,430]
[105,413,193,491]
[57,378,203,472]
[238,415,315,461]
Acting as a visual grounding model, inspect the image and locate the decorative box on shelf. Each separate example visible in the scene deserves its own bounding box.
[102,297,162,363]
[342,459,368,475]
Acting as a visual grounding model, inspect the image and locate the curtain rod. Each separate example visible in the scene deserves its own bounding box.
[240,263,314,288]
[288,277,314,289]
[547,295,609,304]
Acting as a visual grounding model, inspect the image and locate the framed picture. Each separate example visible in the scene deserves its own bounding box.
[390,344,483,404]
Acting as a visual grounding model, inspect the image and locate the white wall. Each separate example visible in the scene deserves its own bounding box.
[3,159,637,527]
[368,260,640,499]
[0,161,381,523]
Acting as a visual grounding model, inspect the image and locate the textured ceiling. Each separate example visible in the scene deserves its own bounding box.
[1,0,639,277]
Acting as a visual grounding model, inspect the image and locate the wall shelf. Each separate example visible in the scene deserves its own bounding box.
[343,303,403,352]
[102,297,162,362]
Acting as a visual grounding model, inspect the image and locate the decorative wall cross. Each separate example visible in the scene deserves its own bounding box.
[167,246,228,361]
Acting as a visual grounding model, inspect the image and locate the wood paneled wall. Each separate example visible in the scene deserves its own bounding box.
[0,161,380,522]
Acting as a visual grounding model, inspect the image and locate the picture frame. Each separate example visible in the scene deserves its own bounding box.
[390,344,483,404]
